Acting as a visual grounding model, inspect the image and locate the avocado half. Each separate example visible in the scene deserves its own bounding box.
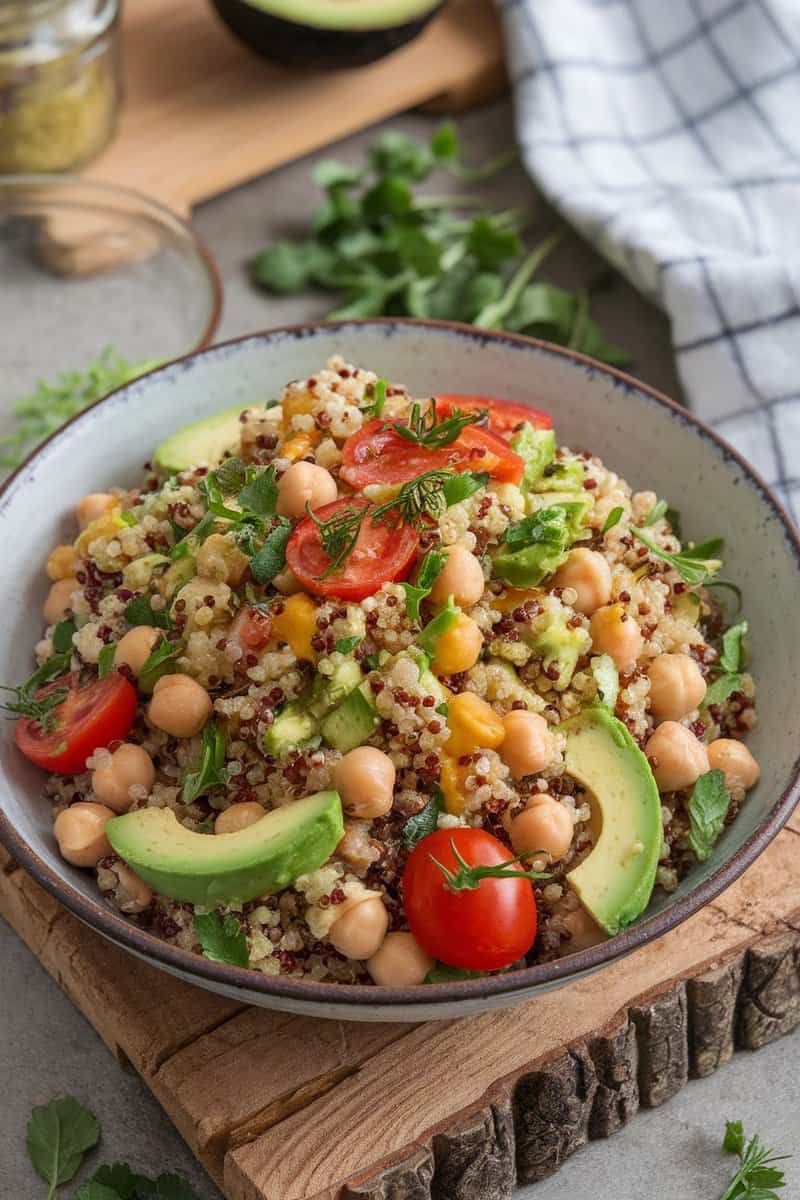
[209,0,445,69]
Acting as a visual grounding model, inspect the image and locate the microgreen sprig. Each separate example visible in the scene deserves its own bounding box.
[390,398,486,450]
[431,839,550,892]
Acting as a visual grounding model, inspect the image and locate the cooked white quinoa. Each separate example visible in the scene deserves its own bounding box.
[31,357,757,984]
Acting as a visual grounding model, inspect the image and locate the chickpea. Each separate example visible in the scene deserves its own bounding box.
[329,895,389,960]
[708,739,760,793]
[645,721,709,792]
[147,673,212,737]
[590,604,644,674]
[333,747,395,819]
[647,653,707,722]
[215,802,265,835]
[428,545,485,610]
[92,744,155,814]
[367,931,435,987]
[276,461,338,520]
[562,904,604,951]
[54,802,115,867]
[43,578,78,626]
[431,612,483,676]
[46,544,77,582]
[272,565,304,596]
[114,625,160,676]
[196,533,249,586]
[551,548,612,615]
[76,492,115,529]
[114,863,153,914]
[500,710,559,779]
[510,794,573,863]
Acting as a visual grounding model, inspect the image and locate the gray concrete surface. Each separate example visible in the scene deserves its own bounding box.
[2,99,798,1197]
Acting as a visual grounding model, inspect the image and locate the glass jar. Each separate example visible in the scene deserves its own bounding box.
[0,0,120,173]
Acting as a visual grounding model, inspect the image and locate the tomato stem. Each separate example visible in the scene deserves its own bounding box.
[431,839,550,893]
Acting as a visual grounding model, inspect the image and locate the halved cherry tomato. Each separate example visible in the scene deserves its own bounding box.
[229,605,272,652]
[15,671,138,775]
[403,827,538,971]
[436,395,552,439]
[285,496,419,601]
[340,417,524,490]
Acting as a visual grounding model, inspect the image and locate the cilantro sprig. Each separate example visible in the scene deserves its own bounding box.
[250,123,629,365]
[704,620,748,710]
[194,910,249,968]
[182,721,228,804]
[721,1119,790,1199]
[191,458,291,583]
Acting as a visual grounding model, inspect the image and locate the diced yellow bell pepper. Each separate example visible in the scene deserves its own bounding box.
[74,506,126,556]
[490,587,542,615]
[440,753,468,816]
[281,430,321,462]
[445,691,505,757]
[281,389,315,434]
[271,592,317,661]
[46,544,78,581]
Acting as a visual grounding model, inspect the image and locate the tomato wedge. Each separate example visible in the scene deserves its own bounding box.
[435,395,552,439]
[15,672,138,775]
[340,417,524,490]
[403,827,538,971]
[285,496,419,601]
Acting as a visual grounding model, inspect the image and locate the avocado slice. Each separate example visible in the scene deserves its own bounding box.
[320,684,379,753]
[211,0,443,68]
[509,424,555,492]
[106,791,344,905]
[264,701,320,759]
[154,406,245,475]
[493,500,590,587]
[561,708,661,936]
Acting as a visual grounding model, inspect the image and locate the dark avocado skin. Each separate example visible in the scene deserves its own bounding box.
[210,0,444,68]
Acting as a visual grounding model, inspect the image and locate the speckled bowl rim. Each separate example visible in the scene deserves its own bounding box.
[1,318,799,1012]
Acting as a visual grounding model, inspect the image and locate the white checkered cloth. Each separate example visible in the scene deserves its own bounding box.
[499,0,800,519]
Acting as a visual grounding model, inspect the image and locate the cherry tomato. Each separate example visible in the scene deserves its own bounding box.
[229,605,272,652]
[403,827,538,971]
[285,496,419,601]
[435,395,552,439]
[340,417,524,490]
[15,672,138,775]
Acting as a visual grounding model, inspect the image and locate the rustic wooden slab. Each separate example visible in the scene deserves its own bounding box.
[2,821,800,1200]
[83,0,507,217]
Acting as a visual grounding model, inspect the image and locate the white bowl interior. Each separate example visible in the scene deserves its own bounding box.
[2,322,798,1016]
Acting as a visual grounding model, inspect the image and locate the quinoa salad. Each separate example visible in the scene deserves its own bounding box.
[7,358,760,987]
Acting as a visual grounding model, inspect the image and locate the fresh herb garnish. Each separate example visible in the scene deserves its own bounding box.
[435,701,449,716]
[52,619,76,654]
[502,504,571,552]
[720,1119,790,1199]
[403,790,444,848]
[630,526,723,585]
[425,963,487,983]
[401,547,446,623]
[602,506,624,535]
[237,464,279,516]
[361,378,388,418]
[431,840,550,891]
[643,498,668,526]
[687,769,730,862]
[703,620,748,710]
[390,397,484,450]
[138,638,184,693]
[26,1096,99,1200]
[124,594,172,630]
[441,470,489,506]
[97,643,116,679]
[665,506,682,537]
[182,722,228,804]
[334,635,362,654]
[249,519,292,584]
[250,124,629,365]
[194,910,249,968]
[0,637,75,730]
[1,349,158,470]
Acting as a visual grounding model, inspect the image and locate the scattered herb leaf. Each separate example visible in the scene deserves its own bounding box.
[194,911,249,968]
[124,595,172,630]
[26,1095,99,1199]
[334,636,362,655]
[401,547,445,623]
[602,506,624,535]
[362,378,388,418]
[97,644,116,679]
[720,620,748,675]
[643,498,668,526]
[182,722,228,805]
[390,398,484,450]
[425,963,487,983]
[249,519,292,584]
[687,770,730,862]
[630,526,723,585]
[138,639,184,693]
[403,790,444,848]
[720,1118,789,1199]
[441,470,489,506]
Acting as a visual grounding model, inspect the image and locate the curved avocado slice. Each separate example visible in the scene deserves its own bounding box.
[561,708,661,936]
[154,406,245,475]
[211,0,443,68]
[106,791,343,905]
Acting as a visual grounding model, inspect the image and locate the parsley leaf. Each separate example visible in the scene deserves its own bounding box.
[630,526,723,585]
[703,673,744,709]
[213,456,247,495]
[125,595,172,630]
[602,506,624,535]
[182,722,228,804]
[334,636,362,654]
[403,790,444,848]
[238,465,278,517]
[138,639,184,693]
[720,1119,790,1199]
[194,911,249,968]
[720,620,748,675]
[401,548,445,623]
[249,519,292,584]
[97,643,116,678]
[26,1095,99,1199]
[52,620,76,654]
[687,770,730,862]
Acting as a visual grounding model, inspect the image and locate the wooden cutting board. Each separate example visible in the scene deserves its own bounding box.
[83,0,507,216]
[2,810,800,1200]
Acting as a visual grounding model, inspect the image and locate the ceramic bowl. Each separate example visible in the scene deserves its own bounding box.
[1,320,798,1022]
